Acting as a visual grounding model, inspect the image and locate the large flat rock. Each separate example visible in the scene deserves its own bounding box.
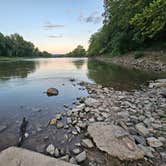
[0,147,78,166]
[88,123,144,161]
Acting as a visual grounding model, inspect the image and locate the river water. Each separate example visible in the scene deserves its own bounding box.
[0,57,165,151]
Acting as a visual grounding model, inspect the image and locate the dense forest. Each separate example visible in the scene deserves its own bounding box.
[88,0,166,56]
[0,33,52,57]
[66,45,86,57]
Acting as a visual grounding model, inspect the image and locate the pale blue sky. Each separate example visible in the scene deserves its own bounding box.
[0,0,104,53]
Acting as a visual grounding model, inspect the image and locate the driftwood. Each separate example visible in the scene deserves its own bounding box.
[17,117,28,147]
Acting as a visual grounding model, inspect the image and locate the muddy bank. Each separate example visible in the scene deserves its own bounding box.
[31,79,166,166]
[94,51,166,73]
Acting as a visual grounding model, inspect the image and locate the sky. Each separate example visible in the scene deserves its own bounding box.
[0,0,104,54]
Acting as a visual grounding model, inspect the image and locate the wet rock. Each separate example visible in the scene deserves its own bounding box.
[46,144,55,155]
[147,137,163,148]
[56,121,64,129]
[81,139,94,148]
[47,88,59,96]
[49,118,57,125]
[88,123,144,161]
[56,114,62,120]
[0,125,7,133]
[75,151,87,163]
[135,123,149,136]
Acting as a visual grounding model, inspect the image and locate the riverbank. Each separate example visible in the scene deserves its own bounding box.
[94,51,166,73]
[38,79,166,166]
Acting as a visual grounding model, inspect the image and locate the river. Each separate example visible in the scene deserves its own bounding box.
[0,57,165,151]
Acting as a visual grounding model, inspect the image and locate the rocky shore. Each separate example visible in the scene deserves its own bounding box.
[95,51,166,73]
[40,79,166,166]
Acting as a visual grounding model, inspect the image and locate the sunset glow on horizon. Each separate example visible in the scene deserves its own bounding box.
[0,0,104,54]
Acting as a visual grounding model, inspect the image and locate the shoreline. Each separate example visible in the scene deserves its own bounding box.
[36,79,166,166]
[93,51,166,74]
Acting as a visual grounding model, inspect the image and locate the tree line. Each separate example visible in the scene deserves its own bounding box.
[0,33,52,57]
[87,0,166,56]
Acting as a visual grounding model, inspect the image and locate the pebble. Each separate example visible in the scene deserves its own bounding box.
[147,137,163,148]
[75,151,87,163]
[81,139,94,148]
[46,144,55,155]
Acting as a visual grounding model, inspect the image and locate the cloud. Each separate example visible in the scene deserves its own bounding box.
[43,22,64,30]
[48,34,63,38]
[78,11,102,24]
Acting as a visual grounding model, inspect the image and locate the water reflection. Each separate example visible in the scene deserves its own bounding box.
[0,61,36,80]
[72,59,85,69]
[87,59,163,90]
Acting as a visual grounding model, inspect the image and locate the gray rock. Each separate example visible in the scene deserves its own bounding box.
[56,121,64,129]
[60,154,70,162]
[0,147,78,166]
[46,144,55,155]
[84,98,99,107]
[54,148,60,157]
[138,145,154,158]
[66,118,72,124]
[56,114,62,120]
[88,123,144,160]
[147,137,163,148]
[72,148,81,155]
[133,135,146,145]
[135,123,149,136]
[75,151,87,163]
[81,139,94,148]
[69,157,77,164]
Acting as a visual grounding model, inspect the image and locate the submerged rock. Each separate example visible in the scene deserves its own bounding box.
[47,88,59,96]
[88,122,144,161]
[0,125,7,133]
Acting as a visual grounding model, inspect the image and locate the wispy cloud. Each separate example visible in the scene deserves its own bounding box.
[43,21,64,30]
[48,34,63,38]
[78,11,102,24]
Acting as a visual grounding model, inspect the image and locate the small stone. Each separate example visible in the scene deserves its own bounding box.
[69,157,77,164]
[60,154,70,162]
[138,145,154,158]
[72,148,81,155]
[54,148,60,157]
[56,114,62,120]
[133,135,146,145]
[24,132,29,138]
[135,123,149,136]
[147,137,163,148]
[56,121,64,129]
[75,151,87,163]
[89,118,95,123]
[82,139,94,148]
[49,118,57,125]
[66,118,72,124]
[72,131,78,135]
[46,144,55,155]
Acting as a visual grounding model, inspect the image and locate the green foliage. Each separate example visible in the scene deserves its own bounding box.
[0,32,52,57]
[87,0,166,57]
[66,45,86,57]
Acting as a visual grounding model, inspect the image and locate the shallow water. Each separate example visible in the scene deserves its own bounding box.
[0,57,165,151]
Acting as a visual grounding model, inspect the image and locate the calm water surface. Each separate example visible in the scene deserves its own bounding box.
[0,57,165,151]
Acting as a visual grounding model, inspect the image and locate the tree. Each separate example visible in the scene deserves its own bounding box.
[66,45,86,57]
[0,32,52,57]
